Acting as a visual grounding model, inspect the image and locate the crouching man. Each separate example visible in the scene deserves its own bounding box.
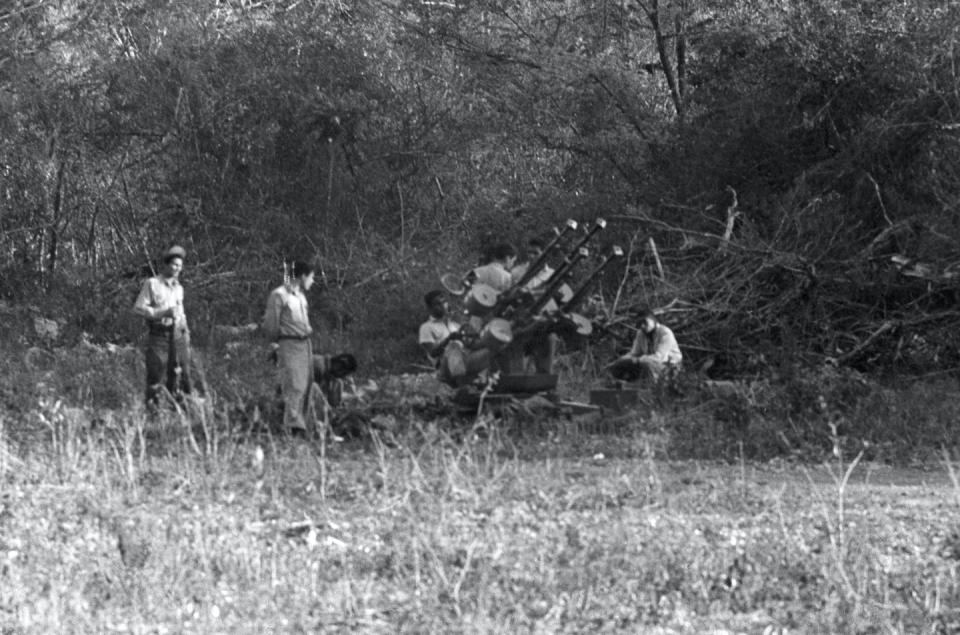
[313,353,358,408]
[606,308,682,383]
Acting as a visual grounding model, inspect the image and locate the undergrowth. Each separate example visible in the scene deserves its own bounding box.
[1,400,958,632]
[0,339,958,631]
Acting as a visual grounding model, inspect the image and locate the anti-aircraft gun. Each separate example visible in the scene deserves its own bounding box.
[438,218,624,406]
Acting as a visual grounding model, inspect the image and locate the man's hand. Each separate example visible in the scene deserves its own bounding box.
[610,354,636,365]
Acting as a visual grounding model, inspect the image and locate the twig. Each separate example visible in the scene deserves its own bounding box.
[835,320,895,364]
[647,236,664,280]
[864,172,893,227]
[611,230,641,316]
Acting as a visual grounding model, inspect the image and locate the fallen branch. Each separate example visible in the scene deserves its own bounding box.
[647,237,665,280]
[836,321,896,364]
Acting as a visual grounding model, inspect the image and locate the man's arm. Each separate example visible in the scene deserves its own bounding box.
[646,326,681,363]
[418,322,442,359]
[132,279,171,320]
[262,290,282,341]
[626,330,646,358]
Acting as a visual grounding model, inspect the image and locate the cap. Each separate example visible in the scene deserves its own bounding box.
[163,245,186,262]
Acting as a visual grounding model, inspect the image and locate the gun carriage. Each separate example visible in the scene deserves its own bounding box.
[439,219,625,413]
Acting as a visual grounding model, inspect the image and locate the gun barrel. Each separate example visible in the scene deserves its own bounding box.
[567,218,607,256]
[562,245,624,312]
[511,218,579,291]
[527,247,590,316]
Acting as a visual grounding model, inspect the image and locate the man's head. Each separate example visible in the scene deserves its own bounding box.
[328,353,358,379]
[424,289,448,318]
[636,307,658,334]
[162,245,186,279]
[292,261,315,291]
[489,242,518,269]
[525,238,546,262]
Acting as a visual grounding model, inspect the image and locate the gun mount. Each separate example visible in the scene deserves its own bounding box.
[437,219,622,414]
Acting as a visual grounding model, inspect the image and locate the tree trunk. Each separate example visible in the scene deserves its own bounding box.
[646,0,684,122]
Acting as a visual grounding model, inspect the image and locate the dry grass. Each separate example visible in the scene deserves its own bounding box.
[0,340,958,633]
[1,403,958,633]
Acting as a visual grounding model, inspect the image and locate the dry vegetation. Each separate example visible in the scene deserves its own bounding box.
[1,340,959,633]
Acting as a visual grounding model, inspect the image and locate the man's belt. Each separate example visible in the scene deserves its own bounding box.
[148,322,187,336]
[277,333,311,341]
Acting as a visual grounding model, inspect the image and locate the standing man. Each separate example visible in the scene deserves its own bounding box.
[133,245,201,407]
[418,289,461,365]
[262,261,316,438]
[606,308,682,383]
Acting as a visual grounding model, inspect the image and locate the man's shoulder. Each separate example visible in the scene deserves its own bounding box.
[420,316,451,329]
[141,275,170,290]
[474,262,510,287]
[418,318,440,342]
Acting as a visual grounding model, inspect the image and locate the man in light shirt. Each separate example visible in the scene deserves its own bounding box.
[418,289,461,365]
[471,242,517,292]
[606,308,682,383]
[262,261,317,438]
[133,245,202,407]
[510,238,553,291]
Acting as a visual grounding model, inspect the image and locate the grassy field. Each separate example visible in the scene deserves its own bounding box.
[1,403,959,634]
[1,338,958,633]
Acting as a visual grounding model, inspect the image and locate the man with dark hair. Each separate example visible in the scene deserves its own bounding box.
[606,308,682,383]
[133,245,203,407]
[418,289,461,364]
[472,242,517,292]
[510,237,553,291]
[263,260,316,438]
[313,353,358,408]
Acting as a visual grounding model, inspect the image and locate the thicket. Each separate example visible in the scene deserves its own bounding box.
[1,0,958,377]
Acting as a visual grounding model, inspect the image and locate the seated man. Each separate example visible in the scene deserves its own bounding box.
[506,237,558,374]
[418,290,461,366]
[510,238,553,291]
[471,242,517,292]
[606,308,682,383]
[419,289,490,386]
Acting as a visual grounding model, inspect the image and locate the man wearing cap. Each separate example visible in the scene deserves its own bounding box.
[262,261,317,438]
[133,245,201,407]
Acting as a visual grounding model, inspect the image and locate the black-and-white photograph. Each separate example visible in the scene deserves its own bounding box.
[1,1,958,632]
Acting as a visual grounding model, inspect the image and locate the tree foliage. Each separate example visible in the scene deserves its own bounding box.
[0,0,957,372]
